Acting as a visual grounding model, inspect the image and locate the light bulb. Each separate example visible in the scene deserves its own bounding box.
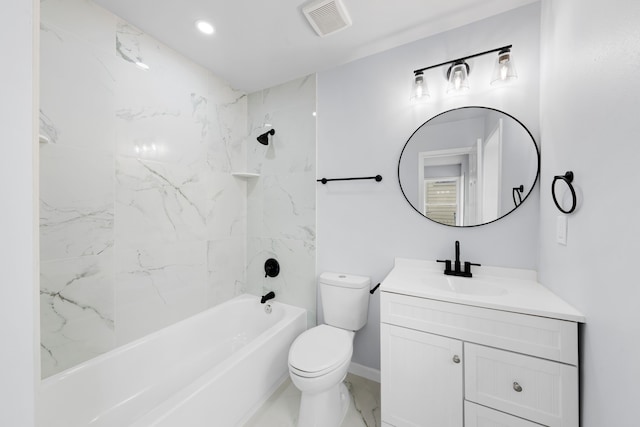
[500,64,508,80]
[454,72,462,90]
[195,20,215,35]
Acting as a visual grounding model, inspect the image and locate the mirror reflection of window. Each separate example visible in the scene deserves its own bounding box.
[424,177,461,226]
[419,149,469,225]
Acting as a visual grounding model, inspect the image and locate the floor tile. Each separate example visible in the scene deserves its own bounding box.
[244,373,380,427]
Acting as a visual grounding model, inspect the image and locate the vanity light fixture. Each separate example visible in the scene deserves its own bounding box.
[410,71,429,103]
[411,44,516,100]
[195,20,215,35]
[446,60,470,94]
[491,47,518,84]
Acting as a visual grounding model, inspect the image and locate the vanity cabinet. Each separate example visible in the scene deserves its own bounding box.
[380,291,580,427]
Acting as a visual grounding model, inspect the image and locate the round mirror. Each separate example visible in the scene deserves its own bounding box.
[398,107,539,227]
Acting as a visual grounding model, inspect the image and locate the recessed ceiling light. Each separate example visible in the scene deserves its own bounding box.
[195,20,215,35]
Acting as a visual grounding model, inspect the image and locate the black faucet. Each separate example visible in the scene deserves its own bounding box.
[260,291,275,304]
[437,240,481,278]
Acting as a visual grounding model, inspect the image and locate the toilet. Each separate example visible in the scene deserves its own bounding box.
[288,272,370,427]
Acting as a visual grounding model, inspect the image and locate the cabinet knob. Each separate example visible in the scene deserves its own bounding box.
[452,355,461,364]
[513,382,523,392]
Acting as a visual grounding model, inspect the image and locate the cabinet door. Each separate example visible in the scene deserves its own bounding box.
[381,323,463,427]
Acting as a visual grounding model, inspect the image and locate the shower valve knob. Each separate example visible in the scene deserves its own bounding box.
[264,258,280,278]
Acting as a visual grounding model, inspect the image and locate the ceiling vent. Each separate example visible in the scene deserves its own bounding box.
[303,0,352,37]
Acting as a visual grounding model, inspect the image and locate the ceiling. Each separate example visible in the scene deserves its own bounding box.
[94,0,537,93]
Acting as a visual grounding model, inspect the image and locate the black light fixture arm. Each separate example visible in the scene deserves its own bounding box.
[413,44,513,75]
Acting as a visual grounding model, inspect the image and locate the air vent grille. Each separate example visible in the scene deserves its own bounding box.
[303,0,352,37]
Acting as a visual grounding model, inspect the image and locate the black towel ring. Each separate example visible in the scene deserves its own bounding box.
[552,171,576,214]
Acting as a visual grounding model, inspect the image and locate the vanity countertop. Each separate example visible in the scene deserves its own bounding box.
[381,258,585,323]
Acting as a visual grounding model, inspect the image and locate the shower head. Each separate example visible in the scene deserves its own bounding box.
[257,129,275,145]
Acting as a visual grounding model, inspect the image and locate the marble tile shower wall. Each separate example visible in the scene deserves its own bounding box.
[39,0,247,377]
[246,76,317,327]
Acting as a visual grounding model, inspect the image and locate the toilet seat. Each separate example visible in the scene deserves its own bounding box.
[289,325,353,378]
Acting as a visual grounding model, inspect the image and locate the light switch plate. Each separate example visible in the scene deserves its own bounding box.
[556,215,567,245]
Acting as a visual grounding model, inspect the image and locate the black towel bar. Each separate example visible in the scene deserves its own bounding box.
[317,175,382,184]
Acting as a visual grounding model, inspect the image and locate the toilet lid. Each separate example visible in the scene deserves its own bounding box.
[289,325,353,377]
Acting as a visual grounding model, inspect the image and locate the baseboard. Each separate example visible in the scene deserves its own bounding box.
[348,362,380,383]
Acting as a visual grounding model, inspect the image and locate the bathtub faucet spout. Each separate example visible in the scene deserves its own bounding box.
[261,291,275,304]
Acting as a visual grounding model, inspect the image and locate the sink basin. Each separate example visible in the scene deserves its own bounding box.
[421,275,508,297]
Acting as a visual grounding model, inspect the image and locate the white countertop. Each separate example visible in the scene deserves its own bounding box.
[381,258,585,323]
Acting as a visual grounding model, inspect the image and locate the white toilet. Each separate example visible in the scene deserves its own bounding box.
[288,272,370,427]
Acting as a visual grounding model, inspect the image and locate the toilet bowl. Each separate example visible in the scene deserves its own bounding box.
[289,325,354,427]
[288,272,370,427]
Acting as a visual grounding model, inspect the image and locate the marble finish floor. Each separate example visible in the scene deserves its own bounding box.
[244,373,381,427]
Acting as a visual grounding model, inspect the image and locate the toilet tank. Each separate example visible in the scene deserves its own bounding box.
[319,272,370,331]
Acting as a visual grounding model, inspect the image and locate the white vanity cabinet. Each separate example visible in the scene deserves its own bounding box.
[380,258,584,427]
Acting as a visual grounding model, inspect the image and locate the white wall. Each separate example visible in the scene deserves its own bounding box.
[538,0,640,424]
[39,0,248,377]
[0,0,38,425]
[317,3,541,370]
[246,76,317,327]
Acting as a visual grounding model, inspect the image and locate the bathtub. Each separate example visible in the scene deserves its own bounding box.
[38,294,307,427]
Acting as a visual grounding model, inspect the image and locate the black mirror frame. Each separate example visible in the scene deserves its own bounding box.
[397,106,540,227]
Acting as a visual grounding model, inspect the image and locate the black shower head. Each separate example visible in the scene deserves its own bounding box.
[257,129,275,145]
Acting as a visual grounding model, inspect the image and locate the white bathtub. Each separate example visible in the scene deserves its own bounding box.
[37,294,307,427]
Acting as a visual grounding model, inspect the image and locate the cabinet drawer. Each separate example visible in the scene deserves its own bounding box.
[381,292,578,364]
[465,343,578,427]
[465,401,545,427]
